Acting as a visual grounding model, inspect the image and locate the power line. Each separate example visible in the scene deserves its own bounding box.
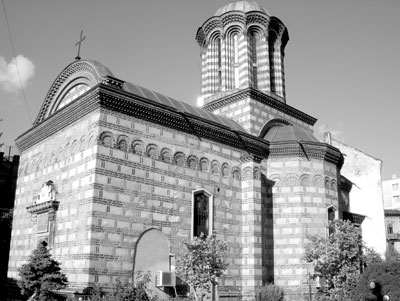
[2,0,33,124]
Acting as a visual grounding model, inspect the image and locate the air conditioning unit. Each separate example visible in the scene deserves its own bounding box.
[156,271,176,287]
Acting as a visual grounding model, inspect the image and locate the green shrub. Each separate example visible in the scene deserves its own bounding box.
[351,261,400,300]
[259,284,284,301]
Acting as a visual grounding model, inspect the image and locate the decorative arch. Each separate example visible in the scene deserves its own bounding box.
[313,175,323,188]
[325,177,330,189]
[232,167,241,180]
[242,167,253,180]
[221,163,230,177]
[117,135,129,152]
[300,174,311,187]
[35,60,114,124]
[146,144,159,159]
[254,167,261,180]
[199,157,209,172]
[70,140,79,156]
[79,136,87,152]
[174,152,186,167]
[331,179,337,191]
[131,140,144,156]
[160,148,172,163]
[210,160,220,175]
[285,173,299,186]
[99,132,114,147]
[187,155,199,170]
[259,118,292,138]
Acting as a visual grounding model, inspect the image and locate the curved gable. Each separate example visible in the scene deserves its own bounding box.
[34,60,114,124]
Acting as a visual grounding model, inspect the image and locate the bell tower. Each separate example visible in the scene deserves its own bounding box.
[197,1,316,136]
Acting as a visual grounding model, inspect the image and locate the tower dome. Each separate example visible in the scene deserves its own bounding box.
[214,1,270,16]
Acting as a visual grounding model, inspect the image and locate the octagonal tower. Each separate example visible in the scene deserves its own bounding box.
[196,1,288,102]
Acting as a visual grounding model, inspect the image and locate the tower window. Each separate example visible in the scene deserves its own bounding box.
[192,190,213,238]
[327,206,337,236]
[387,223,393,234]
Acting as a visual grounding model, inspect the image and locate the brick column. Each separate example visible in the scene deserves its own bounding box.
[241,156,263,300]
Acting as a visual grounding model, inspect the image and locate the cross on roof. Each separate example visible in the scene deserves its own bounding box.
[75,30,86,60]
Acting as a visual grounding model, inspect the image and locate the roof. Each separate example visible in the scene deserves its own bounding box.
[263,125,319,143]
[215,1,270,16]
[385,209,400,216]
[34,59,245,133]
[123,82,245,132]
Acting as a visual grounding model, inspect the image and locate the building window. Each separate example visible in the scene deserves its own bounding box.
[327,206,337,236]
[393,183,399,191]
[192,190,213,238]
[387,224,393,234]
[393,195,400,204]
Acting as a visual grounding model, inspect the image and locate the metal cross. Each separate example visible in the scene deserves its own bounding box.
[75,30,86,60]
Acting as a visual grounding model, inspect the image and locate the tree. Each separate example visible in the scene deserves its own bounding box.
[305,220,364,301]
[18,241,68,300]
[176,233,229,301]
[351,261,400,300]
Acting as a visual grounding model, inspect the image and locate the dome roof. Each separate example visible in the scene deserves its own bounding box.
[264,125,319,143]
[215,1,270,16]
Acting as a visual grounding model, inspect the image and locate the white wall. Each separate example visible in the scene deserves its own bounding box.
[331,140,386,256]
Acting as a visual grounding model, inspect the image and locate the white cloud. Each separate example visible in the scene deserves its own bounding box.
[0,55,35,93]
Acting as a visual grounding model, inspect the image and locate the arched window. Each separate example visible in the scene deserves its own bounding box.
[192,190,213,238]
[327,206,337,236]
[233,33,240,88]
[249,30,259,89]
[268,31,277,93]
[387,223,394,234]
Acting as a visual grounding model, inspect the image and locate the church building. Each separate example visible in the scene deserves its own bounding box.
[7,1,359,300]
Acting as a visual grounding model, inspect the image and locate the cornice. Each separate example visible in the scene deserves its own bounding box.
[268,140,344,167]
[18,84,270,160]
[202,87,317,126]
[340,175,353,192]
[16,89,101,152]
[26,200,60,214]
[98,85,270,159]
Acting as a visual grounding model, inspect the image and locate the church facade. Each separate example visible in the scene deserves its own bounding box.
[8,2,356,300]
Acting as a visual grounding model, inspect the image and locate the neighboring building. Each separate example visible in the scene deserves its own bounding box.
[0,145,19,289]
[383,175,400,209]
[384,209,400,253]
[7,2,365,300]
[328,135,386,256]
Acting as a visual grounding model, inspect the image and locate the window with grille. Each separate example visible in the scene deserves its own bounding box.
[192,190,213,238]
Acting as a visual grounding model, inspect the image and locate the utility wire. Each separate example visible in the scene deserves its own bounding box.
[2,0,33,124]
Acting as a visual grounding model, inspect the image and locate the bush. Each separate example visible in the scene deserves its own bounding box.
[259,284,284,301]
[351,261,400,300]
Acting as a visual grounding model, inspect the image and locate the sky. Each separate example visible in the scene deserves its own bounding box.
[0,0,399,180]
